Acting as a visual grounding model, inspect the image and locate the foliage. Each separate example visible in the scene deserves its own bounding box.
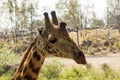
[107,0,120,26]
[0,0,40,40]
[114,41,120,49]
[101,63,120,80]
[56,0,81,28]
[60,64,120,80]
[0,70,14,80]
[0,47,21,80]
[91,19,104,28]
[0,47,22,65]
[0,56,120,80]
[38,58,63,80]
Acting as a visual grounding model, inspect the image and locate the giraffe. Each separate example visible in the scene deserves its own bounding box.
[12,11,86,80]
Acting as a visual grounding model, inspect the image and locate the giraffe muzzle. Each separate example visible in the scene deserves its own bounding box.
[73,51,87,65]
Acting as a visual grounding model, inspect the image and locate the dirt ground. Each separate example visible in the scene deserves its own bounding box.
[44,53,120,71]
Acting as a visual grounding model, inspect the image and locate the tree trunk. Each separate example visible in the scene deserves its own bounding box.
[76,27,79,46]
[15,0,18,43]
[30,4,33,40]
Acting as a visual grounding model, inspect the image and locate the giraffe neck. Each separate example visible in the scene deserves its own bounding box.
[21,49,45,80]
[12,38,46,80]
[13,33,62,80]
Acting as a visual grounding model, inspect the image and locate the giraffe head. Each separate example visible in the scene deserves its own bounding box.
[43,11,86,64]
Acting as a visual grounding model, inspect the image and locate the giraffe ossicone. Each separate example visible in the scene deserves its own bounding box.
[12,11,86,80]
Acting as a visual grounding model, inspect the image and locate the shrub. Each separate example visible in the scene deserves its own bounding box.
[0,70,14,80]
[0,47,21,78]
[0,47,120,80]
[0,47,22,65]
[114,41,120,49]
[60,66,102,80]
[38,58,63,80]
[101,63,120,80]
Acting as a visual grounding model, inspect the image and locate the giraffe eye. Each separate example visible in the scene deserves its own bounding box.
[48,37,57,44]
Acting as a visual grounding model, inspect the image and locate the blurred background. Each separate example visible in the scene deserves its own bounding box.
[0,0,120,80]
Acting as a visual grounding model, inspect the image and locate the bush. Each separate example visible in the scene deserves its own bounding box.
[60,67,88,80]
[60,64,120,80]
[0,59,120,80]
[114,41,120,49]
[0,47,21,78]
[101,63,120,80]
[0,70,14,80]
[60,66,104,80]
[0,47,120,80]
[38,58,63,80]
[0,47,22,65]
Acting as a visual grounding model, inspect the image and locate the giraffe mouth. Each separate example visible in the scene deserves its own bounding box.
[73,51,87,64]
[74,57,87,64]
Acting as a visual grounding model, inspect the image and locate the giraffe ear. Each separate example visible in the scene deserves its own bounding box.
[59,22,68,32]
[59,22,69,36]
[60,22,67,29]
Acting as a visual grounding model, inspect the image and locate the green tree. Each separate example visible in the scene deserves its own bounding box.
[91,19,104,28]
[5,0,39,39]
[107,0,120,28]
[56,0,81,29]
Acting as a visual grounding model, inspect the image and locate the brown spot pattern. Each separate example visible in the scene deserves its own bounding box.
[32,67,40,75]
[29,59,34,69]
[24,73,35,80]
[33,51,41,61]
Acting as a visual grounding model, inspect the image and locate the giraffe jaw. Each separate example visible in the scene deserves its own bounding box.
[74,57,87,65]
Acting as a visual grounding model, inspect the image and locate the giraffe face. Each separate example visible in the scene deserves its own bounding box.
[44,11,86,64]
[47,25,86,64]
